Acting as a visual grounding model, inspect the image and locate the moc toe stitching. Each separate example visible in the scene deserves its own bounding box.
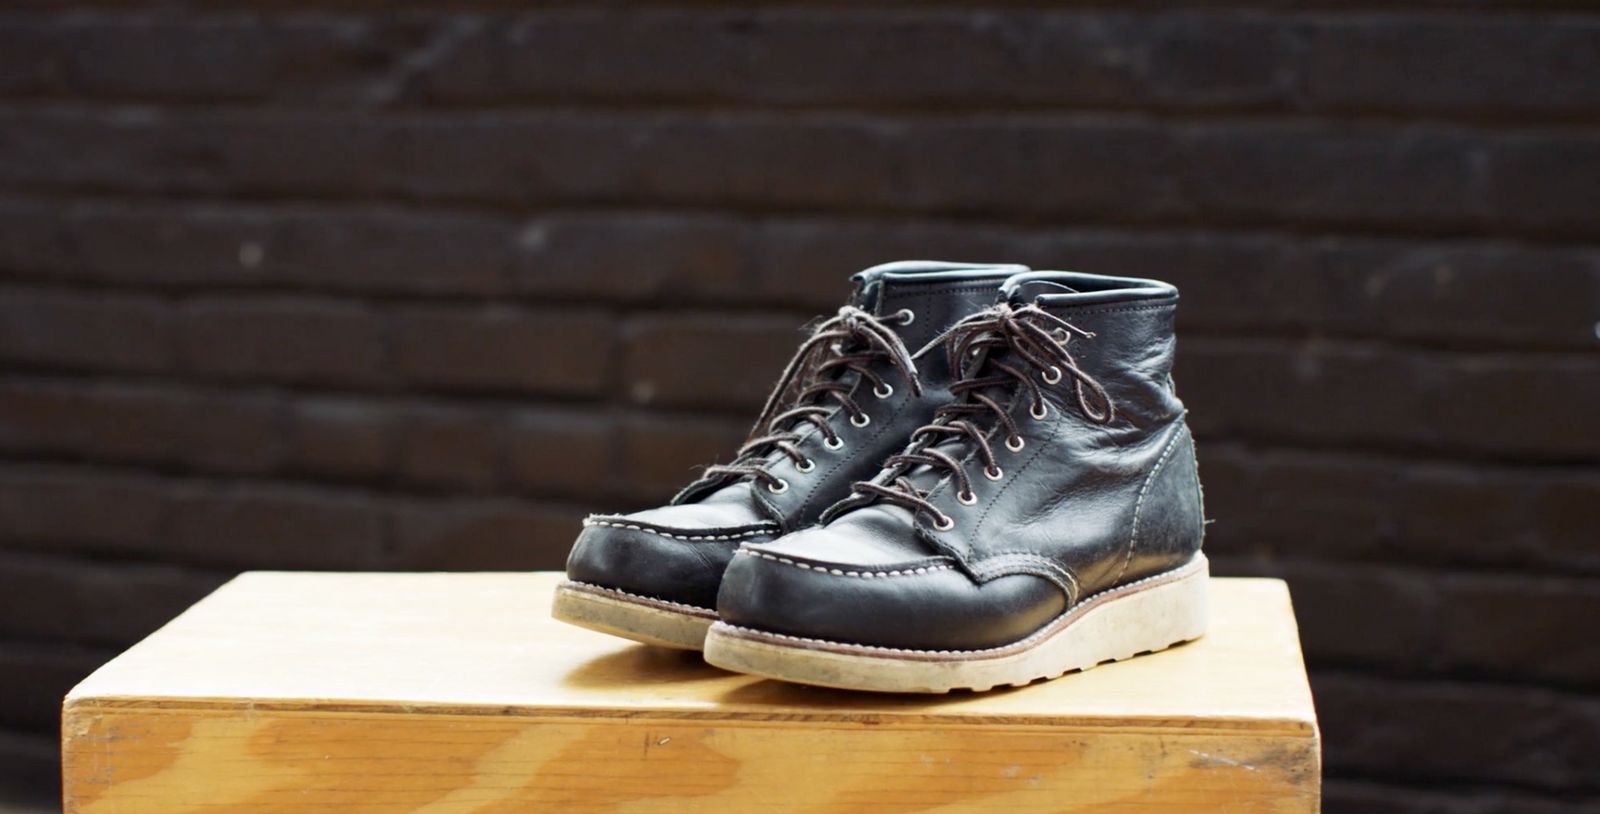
[734,545,958,579]
[718,544,1066,651]
[581,514,779,543]
[568,516,776,610]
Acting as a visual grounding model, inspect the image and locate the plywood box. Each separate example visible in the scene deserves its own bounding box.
[63,572,1320,812]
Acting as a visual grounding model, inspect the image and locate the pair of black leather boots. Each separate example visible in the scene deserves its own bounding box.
[553,261,1208,693]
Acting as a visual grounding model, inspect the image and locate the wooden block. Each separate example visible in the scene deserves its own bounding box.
[63,573,1320,813]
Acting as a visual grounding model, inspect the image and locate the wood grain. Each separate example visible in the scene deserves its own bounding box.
[64,573,1320,813]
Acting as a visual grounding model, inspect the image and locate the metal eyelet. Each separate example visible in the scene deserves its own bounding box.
[873,383,894,399]
[850,413,871,428]
[1041,366,1063,384]
[1030,402,1049,420]
[957,490,978,506]
[795,458,815,473]
[766,478,789,494]
[824,436,845,451]
[933,514,955,531]
[1005,436,1025,452]
[895,308,915,326]
[984,466,1004,481]
[1053,328,1070,343]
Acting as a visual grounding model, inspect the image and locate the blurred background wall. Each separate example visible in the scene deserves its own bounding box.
[0,3,1597,812]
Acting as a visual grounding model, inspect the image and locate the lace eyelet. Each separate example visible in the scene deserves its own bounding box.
[933,514,956,531]
[957,490,977,506]
[795,459,815,473]
[873,383,894,399]
[1030,402,1049,420]
[766,478,789,495]
[1053,328,1070,343]
[895,308,915,326]
[984,466,1004,481]
[824,436,845,451]
[1041,366,1063,384]
[850,413,871,428]
[1005,436,1025,452]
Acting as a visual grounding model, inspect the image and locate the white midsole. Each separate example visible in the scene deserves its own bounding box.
[551,581,717,651]
[703,554,1209,693]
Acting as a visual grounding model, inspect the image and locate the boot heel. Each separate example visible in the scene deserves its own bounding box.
[1048,554,1210,673]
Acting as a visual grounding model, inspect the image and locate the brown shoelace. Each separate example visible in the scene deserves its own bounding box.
[852,303,1115,529]
[702,306,923,492]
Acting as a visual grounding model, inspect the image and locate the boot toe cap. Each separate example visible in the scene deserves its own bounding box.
[566,515,777,610]
[716,543,1067,651]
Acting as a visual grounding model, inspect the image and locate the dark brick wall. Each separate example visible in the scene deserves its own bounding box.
[1,3,1598,811]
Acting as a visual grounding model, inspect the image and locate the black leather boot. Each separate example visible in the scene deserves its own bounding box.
[705,271,1208,691]
[553,261,1027,649]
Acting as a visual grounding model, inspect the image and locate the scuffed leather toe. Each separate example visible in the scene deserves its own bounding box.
[716,543,1068,651]
[566,514,776,610]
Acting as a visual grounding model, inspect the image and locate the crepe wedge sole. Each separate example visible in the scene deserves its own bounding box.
[703,554,1209,693]
[552,580,717,651]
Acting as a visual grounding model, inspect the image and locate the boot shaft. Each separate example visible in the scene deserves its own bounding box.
[999,271,1185,433]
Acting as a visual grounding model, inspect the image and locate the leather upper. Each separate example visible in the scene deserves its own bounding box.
[717,271,1207,649]
[564,261,1026,610]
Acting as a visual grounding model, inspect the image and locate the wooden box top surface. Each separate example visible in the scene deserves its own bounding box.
[68,572,1317,733]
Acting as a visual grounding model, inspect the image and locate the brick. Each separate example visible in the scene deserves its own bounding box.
[0,199,517,295]
[1174,125,1483,228]
[0,378,627,500]
[13,202,1592,349]
[386,497,580,570]
[0,466,168,555]
[1434,575,1600,688]
[0,641,105,731]
[421,10,1293,111]
[1324,780,1600,814]
[502,407,613,499]
[1271,239,1600,350]
[0,378,286,475]
[0,378,184,463]
[10,12,1598,125]
[1216,558,1435,670]
[517,212,748,303]
[618,413,748,502]
[393,404,502,492]
[1184,445,1600,575]
[1302,18,1600,120]
[0,729,57,807]
[175,389,287,475]
[0,14,432,105]
[285,396,395,479]
[620,313,805,410]
[1531,479,1600,573]
[1182,340,1600,462]
[390,305,613,396]
[178,296,387,386]
[1314,672,1600,791]
[0,551,225,647]
[167,483,388,570]
[1395,464,1598,573]
[0,107,1555,231]
[0,288,174,373]
[1199,446,1395,562]
[1487,135,1600,236]
[749,221,1600,350]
